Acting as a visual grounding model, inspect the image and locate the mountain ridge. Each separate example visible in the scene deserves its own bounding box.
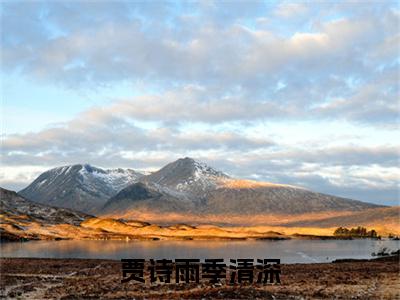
[19,164,143,214]
[1,187,91,223]
[100,157,383,221]
[17,158,385,221]
[2,186,398,241]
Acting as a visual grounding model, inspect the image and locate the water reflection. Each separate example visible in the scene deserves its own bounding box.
[1,239,399,264]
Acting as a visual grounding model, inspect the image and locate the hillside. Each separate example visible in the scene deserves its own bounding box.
[2,187,398,241]
[0,187,290,240]
[16,158,385,226]
[0,187,94,240]
[100,157,382,222]
[282,206,400,235]
[18,164,143,213]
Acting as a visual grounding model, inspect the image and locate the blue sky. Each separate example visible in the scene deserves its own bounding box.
[1,1,399,205]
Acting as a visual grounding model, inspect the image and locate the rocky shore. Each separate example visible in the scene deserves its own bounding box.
[1,255,399,299]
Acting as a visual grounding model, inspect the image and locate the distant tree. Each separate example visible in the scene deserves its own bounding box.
[333,226,378,238]
[334,227,350,236]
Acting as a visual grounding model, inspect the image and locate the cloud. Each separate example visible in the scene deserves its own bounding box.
[1,100,398,206]
[207,153,400,205]
[2,2,397,125]
[1,103,275,167]
[1,1,399,205]
[312,66,400,124]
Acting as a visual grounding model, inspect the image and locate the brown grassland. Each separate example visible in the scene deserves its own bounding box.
[1,256,399,299]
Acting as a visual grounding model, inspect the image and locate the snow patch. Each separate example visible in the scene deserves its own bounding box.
[174,160,228,193]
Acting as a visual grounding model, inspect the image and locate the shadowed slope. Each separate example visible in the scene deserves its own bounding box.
[100,158,382,221]
[19,164,143,213]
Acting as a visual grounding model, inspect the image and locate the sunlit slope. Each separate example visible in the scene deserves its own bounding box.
[101,158,381,221]
[2,187,398,240]
[283,206,400,235]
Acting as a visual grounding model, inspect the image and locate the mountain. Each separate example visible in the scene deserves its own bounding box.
[2,187,398,241]
[284,206,400,229]
[102,157,229,215]
[139,157,230,203]
[0,187,293,241]
[0,187,92,240]
[100,158,383,224]
[19,164,143,214]
[101,182,195,215]
[142,157,229,195]
[1,187,90,225]
[16,158,385,226]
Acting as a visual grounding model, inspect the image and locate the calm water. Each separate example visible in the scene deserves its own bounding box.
[1,239,399,264]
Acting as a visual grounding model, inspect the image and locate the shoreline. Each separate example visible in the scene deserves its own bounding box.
[1,253,398,264]
[1,256,399,299]
[0,236,382,242]
[4,211,398,243]
[1,231,385,242]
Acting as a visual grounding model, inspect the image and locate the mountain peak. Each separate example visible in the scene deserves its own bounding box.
[155,157,227,179]
[141,157,229,196]
[172,157,196,168]
[19,164,143,214]
[180,157,195,162]
[47,164,100,176]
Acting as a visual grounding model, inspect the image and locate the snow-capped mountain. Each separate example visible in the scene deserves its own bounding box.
[142,157,229,198]
[19,164,143,214]
[100,158,382,221]
[101,158,229,215]
[144,157,228,186]
[18,158,383,223]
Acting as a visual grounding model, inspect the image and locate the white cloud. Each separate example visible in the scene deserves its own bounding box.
[1,1,399,204]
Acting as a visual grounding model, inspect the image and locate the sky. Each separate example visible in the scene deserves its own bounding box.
[1,1,399,205]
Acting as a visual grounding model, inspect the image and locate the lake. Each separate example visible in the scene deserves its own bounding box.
[1,239,399,264]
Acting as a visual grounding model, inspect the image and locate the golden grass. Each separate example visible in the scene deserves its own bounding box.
[3,206,399,240]
[102,210,355,226]
[220,179,300,189]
